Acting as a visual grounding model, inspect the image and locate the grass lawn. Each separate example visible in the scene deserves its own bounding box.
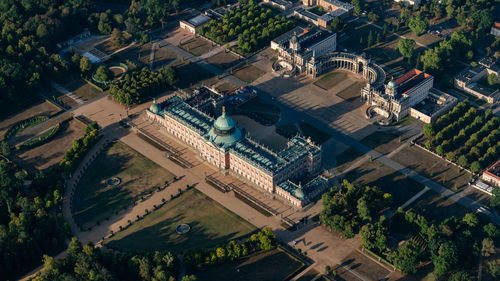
[215,82,238,93]
[360,129,406,155]
[193,248,305,281]
[172,60,216,89]
[335,147,365,172]
[344,160,424,206]
[153,45,178,68]
[73,141,176,227]
[336,81,365,102]
[314,71,348,90]
[275,123,299,139]
[61,78,103,101]
[179,36,216,56]
[105,188,256,252]
[232,65,265,83]
[239,97,280,114]
[391,145,471,192]
[298,122,330,144]
[339,251,390,281]
[206,51,241,70]
[408,190,468,224]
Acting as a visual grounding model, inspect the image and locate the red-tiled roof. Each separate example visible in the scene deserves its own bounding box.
[395,69,432,96]
[494,22,500,29]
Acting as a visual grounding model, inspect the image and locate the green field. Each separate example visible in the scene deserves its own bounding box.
[73,141,176,227]
[313,71,348,90]
[105,188,256,252]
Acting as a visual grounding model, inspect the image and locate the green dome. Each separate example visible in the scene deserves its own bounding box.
[387,80,396,89]
[207,108,242,148]
[294,184,305,200]
[149,99,159,114]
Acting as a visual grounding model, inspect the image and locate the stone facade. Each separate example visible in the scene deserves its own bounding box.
[147,95,323,208]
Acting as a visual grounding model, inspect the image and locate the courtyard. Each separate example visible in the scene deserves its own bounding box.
[105,188,257,252]
[72,141,176,228]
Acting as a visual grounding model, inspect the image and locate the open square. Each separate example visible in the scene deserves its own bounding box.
[105,188,256,252]
[72,141,176,227]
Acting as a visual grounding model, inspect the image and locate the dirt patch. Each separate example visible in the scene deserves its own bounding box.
[94,34,131,55]
[215,82,238,93]
[360,129,406,155]
[206,51,241,70]
[335,147,366,172]
[179,36,216,56]
[0,101,62,140]
[153,45,178,68]
[233,65,266,83]
[13,119,85,172]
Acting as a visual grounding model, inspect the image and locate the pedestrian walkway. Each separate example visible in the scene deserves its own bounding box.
[52,82,85,105]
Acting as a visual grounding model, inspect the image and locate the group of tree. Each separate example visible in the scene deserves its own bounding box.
[59,122,101,175]
[33,238,184,281]
[109,66,177,106]
[419,30,472,76]
[320,180,393,238]
[423,100,500,173]
[184,227,276,270]
[199,2,296,54]
[0,159,70,280]
[361,208,500,278]
[0,0,94,116]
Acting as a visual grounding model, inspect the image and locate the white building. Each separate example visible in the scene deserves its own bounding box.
[179,14,212,34]
[491,22,500,36]
[263,0,293,10]
[393,0,421,5]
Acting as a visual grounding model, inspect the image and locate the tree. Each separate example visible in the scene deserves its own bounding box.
[181,275,197,281]
[367,31,373,48]
[433,241,458,276]
[462,213,478,227]
[488,73,499,86]
[111,28,125,47]
[330,17,344,32]
[368,11,379,23]
[397,39,416,63]
[448,272,470,281]
[94,65,112,82]
[1,141,11,156]
[357,198,371,221]
[352,0,362,17]
[484,222,500,238]
[421,49,441,74]
[360,36,364,47]
[470,161,481,173]
[389,241,421,274]
[80,56,92,74]
[487,260,500,279]
[481,238,495,257]
[408,16,429,36]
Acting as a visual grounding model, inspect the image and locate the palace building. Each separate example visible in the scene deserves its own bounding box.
[146,94,324,208]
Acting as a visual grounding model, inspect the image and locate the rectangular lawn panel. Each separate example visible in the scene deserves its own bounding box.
[408,190,468,224]
[335,147,365,172]
[179,37,216,56]
[206,51,241,70]
[298,122,331,144]
[336,81,365,102]
[391,146,471,192]
[238,97,280,114]
[344,160,424,206]
[72,141,176,227]
[194,248,305,281]
[105,188,256,252]
[360,129,405,155]
[313,71,348,90]
[172,61,215,89]
[232,65,265,83]
[61,79,103,101]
